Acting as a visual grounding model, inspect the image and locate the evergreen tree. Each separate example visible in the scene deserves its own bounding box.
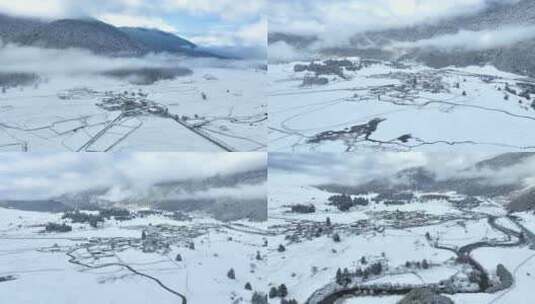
[422,259,429,269]
[335,268,343,285]
[175,254,182,262]
[245,282,252,290]
[332,233,341,242]
[251,292,268,304]
[278,244,286,252]
[370,262,382,275]
[256,251,262,261]
[326,217,331,226]
[269,286,279,298]
[227,268,236,280]
[278,284,288,298]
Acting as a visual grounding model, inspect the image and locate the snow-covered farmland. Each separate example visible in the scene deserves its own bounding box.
[0,65,266,152]
[268,59,535,152]
[0,207,270,304]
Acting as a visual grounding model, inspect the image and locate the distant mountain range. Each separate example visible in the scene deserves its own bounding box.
[0,13,222,58]
[0,169,267,221]
[317,152,535,212]
[270,0,535,76]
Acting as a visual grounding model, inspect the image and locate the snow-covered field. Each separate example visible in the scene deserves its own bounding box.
[266,171,535,304]
[2,177,535,303]
[268,59,535,152]
[0,66,266,152]
[0,207,269,304]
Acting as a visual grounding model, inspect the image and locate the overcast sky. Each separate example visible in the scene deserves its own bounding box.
[268,152,504,186]
[269,0,520,45]
[0,0,266,48]
[0,152,266,200]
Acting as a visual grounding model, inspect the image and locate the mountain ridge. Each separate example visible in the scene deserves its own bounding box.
[316,153,535,212]
[0,13,221,58]
[269,0,535,76]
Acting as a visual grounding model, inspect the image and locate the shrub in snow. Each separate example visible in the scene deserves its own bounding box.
[251,292,268,304]
[227,268,236,280]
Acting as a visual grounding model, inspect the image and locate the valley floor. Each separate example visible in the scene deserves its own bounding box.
[269,59,535,152]
[0,67,266,152]
[0,208,270,304]
[266,175,535,304]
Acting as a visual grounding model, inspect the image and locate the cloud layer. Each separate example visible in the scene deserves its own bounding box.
[389,25,535,52]
[268,152,518,186]
[0,0,265,48]
[269,0,521,46]
[0,153,266,200]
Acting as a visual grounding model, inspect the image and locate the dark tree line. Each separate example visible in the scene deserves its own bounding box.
[45,222,72,233]
[290,204,316,214]
[328,194,369,211]
[269,284,288,298]
[99,208,131,219]
[336,261,385,285]
[405,259,429,269]
[62,210,104,228]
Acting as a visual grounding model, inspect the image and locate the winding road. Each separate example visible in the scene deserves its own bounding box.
[305,215,531,304]
[66,249,187,304]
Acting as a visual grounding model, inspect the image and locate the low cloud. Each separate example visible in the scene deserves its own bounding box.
[389,26,535,52]
[0,152,266,200]
[98,13,178,33]
[269,152,497,186]
[0,0,265,22]
[270,152,535,191]
[0,41,261,77]
[268,41,310,63]
[0,41,169,76]
[168,183,266,201]
[269,0,523,48]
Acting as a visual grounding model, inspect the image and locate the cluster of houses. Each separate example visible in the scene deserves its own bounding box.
[97,92,169,117]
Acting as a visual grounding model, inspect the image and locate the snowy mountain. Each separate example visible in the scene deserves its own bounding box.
[0,13,219,58]
[317,153,535,211]
[508,186,535,212]
[270,0,535,76]
[119,27,223,58]
[12,18,147,55]
[0,13,44,41]
[120,27,196,51]
[473,152,535,170]
[3,169,267,221]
